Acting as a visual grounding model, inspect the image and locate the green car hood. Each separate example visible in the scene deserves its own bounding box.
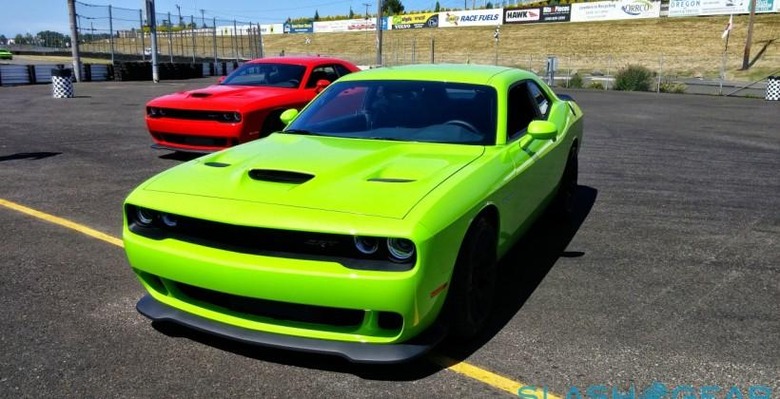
[143,134,485,219]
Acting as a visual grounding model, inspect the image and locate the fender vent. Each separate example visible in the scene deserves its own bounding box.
[248,169,314,184]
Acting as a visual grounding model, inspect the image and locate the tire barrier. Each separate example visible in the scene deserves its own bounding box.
[112,61,205,81]
[51,68,74,98]
[766,76,780,101]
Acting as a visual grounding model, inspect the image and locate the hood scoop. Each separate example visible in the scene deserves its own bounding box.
[190,92,212,98]
[248,169,314,184]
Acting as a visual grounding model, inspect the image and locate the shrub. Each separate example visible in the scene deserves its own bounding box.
[588,81,604,90]
[659,81,687,94]
[568,73,584,88]
[614,65,654,91]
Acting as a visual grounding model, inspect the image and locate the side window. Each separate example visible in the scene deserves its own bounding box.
[527,81,550,118]
[306,65,338,88]
[506,82,540,142]
[333,64,354,78]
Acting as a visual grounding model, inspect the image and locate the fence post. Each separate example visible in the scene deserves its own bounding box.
[108,5,115,64]
[140,9,145,61]
[606,55,612,90]
[257,22,264,58]
[430,36,435,64]
[212,18,218,64]
[191,15,196,62]
[167,12,173,62]
[233,19,239,62]
[657,54,663,93]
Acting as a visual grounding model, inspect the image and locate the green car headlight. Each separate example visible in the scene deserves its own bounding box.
[135,207,157,226]
[387,238,415,262]
[353,236,379,255]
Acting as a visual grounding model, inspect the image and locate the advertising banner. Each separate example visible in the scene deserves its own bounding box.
[391,13,439,29]
[669,0,775,16]
[314,18,379,33]
[570,0,661,22]
[283,21,314,34]
[437,9,503,27]
[504,5,572,24]
[260,24,284,35]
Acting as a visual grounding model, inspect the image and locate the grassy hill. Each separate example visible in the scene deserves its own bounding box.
[262,14,780,80]
[74,13,779,81]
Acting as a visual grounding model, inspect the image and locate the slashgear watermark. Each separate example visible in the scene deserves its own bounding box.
[518,382,773,399]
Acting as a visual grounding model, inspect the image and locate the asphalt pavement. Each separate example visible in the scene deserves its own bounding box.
[0,78,778,398]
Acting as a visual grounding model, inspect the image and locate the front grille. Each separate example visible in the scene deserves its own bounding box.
[127,206,415,271]
[176,282,365,327]
[153,108,231,122]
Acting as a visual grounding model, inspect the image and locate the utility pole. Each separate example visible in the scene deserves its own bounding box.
[67,0,82,82]
[200,9,205,28]
[741,0,757,70]
[376,0,383,65]
[146,0,159,82]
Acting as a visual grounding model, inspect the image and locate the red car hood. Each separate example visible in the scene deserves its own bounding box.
[147,85,302,110]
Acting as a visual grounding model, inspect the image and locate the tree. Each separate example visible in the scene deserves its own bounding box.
[349,6,355,18]
[435,1,441,12]
[486,1,493,8]
[14,34,26,45]
[0,35,7,45]
[383,0,405,15]
[314,10,320,21]
[36,30,67,48]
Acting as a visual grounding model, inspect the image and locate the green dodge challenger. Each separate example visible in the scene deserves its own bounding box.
[123,64,583,363]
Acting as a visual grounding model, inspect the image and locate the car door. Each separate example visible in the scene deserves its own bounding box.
[502,80,555,236]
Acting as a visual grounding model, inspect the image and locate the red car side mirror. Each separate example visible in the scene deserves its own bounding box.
[217,76,226,84]
[315,79,331,93]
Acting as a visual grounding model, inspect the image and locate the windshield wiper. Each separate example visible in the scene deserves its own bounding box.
[283,129,320,136]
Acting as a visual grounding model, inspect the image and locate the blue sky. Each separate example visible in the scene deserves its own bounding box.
[2,0,482,38]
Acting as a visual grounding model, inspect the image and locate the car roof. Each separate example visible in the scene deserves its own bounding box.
[338,63,538,86]
[247,56,352,66]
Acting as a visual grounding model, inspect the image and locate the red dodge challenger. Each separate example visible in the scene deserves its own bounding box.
[144,56,360,152]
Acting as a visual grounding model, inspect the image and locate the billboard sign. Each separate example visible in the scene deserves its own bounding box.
[669,0,775,15]
[504,5,571,24]
[314,18,384,33]
[283,21,314,34]
[391,13,439,29]
[571,0,661,21]
[438,9,503,27]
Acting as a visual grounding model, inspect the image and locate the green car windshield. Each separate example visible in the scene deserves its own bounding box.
[286,80,497,145]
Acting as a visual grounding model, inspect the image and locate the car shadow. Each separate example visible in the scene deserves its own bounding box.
[150,185,598,380]
[0,152,62,162]
[158,151,205,162]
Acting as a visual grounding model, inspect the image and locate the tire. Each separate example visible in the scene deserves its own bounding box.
[445,217,498,341]
[553,146,579,221]
[260,111,286,137]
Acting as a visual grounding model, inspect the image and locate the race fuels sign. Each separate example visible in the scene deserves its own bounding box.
[438,9,502,27]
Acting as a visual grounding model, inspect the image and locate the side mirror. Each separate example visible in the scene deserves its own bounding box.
[315,79,331,93]
[280,108,299,126]
[527,120,557,141]
[217,76,226,84]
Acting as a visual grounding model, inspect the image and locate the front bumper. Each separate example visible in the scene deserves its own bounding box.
[137,294,445,363]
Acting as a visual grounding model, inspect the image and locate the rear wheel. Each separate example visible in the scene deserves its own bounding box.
[445,217,498,341]
[554,146,579,220]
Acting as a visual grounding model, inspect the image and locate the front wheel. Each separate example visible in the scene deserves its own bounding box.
[444,217,498,341]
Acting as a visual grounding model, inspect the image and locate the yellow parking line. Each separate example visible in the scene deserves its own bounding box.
[429,354,560,398]
[0,198,123,248]
[1,197,562,397]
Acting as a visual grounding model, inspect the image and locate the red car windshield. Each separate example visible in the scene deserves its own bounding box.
[221,63,306,88]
